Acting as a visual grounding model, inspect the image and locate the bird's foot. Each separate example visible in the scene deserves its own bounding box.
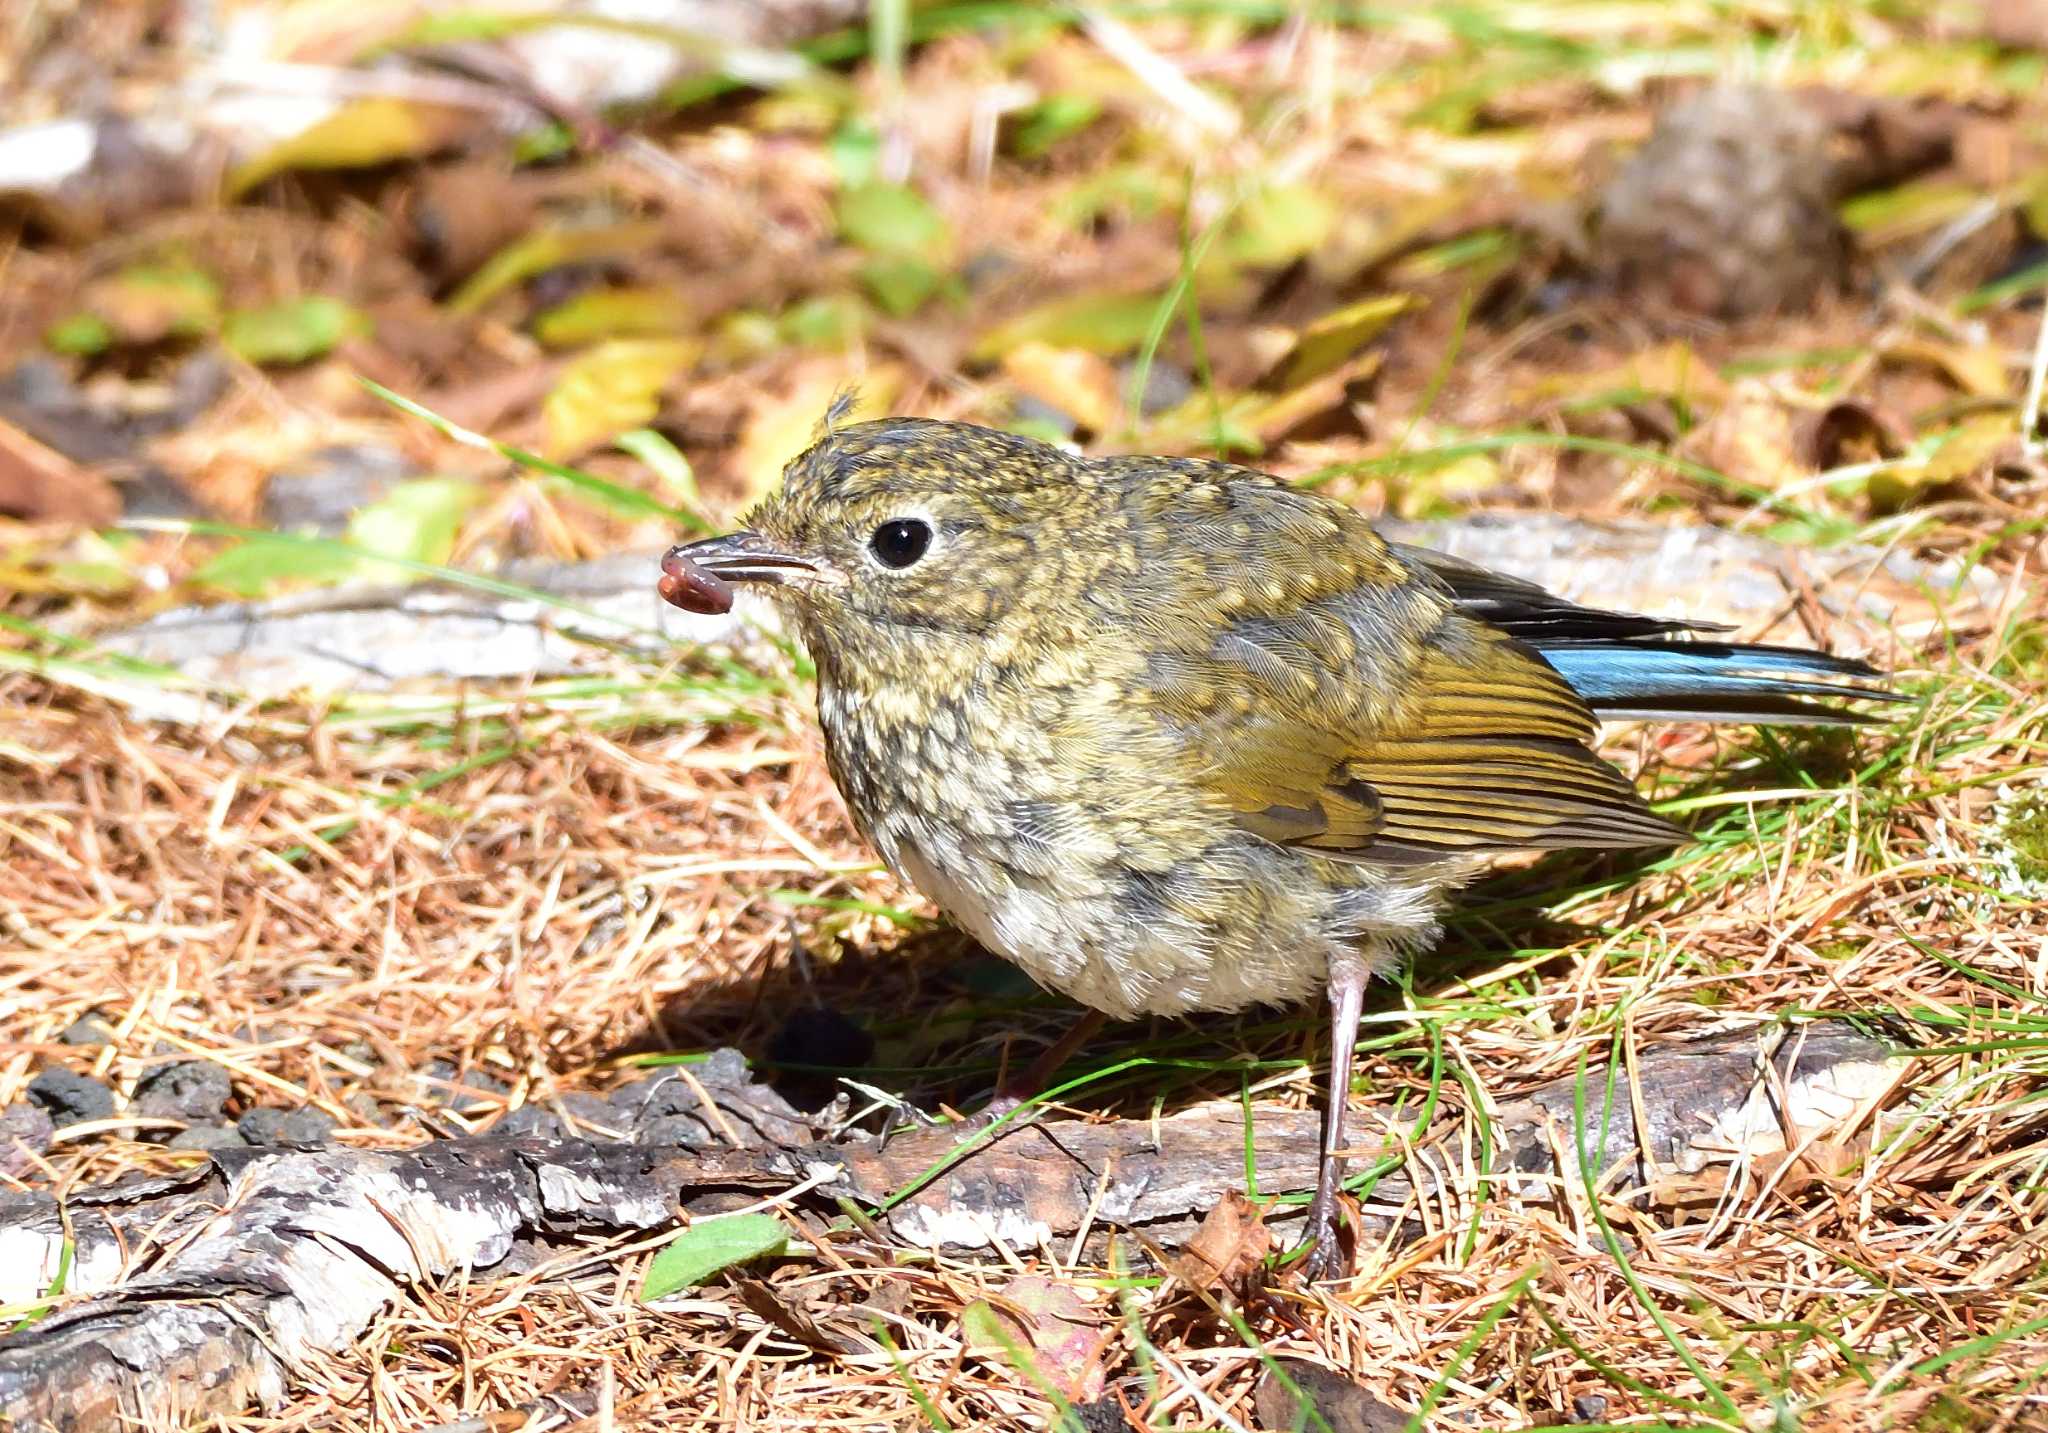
[1294,1191,1353,1281]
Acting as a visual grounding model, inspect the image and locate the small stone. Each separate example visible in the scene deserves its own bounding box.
[236,1107,291,1145]
[640,1113,714,1149]
[697,1048,752,1090]
[133,1061,233,1122]
[264,444,412,535]
[493,1106,560,1138]
[27,1068,115,1127]
[608,1074,692,1126]
[554,1092,623,1138]
[1571,1394,1609,1424]
[279,1107,339,1143]
[1074,1396,1133,1433]
[168,1122,246,1152]
[1,1102,56,1176]
[1115,358,1193,419]
[60,1015,115,1046]
[1008,393,1079,441]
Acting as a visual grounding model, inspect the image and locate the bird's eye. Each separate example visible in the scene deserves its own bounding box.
[868,518,932,570]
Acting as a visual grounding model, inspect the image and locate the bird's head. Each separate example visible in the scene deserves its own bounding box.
[660,417,1126,682]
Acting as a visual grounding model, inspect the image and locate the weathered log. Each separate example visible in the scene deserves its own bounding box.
[0,1020,1898,1431]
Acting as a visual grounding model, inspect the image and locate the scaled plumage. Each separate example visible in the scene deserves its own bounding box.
[659,417,1898,1275]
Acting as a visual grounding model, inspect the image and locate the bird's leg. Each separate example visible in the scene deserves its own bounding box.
[1300,954,1368,1280]
[981,1009,1110,1122]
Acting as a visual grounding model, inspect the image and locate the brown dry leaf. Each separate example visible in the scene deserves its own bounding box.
[1683,381,1805,491]
[1170,1189,1273,1294]
[1252,1360,1408,1433]
[0,418,117,525]
[733,359,905,506]
[1001,342,1122,434]
[961,1275,1110,1404]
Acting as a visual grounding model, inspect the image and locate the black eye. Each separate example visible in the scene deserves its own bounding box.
[869,518,932,569]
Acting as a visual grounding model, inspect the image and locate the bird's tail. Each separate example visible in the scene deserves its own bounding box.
[1532,638,1904,725]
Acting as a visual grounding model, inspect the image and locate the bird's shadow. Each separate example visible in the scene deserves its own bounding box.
[601,844,1674,1124]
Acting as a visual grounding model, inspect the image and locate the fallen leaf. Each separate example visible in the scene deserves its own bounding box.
[542,338,699,460]
[1806,400,1913,470]
[1170,1190,1272,1294]
[1252,1360,1408,1433]
[533,287,696,348]
[448,222,668,316]
[0,417,118,525]
[1683,381,1804,491]
[1229,182,1339,269]
[641,1213,790,1302]
[1518,340,1730,410]
[1884,337,2013,399]
[229,96,476,196]
[1259,295,1421,392]
[1001,343,1122,434]
[79,264,221,346]
[735,361,904,505]
[962,1275,1110,1403]
[224,297,370,367]
[1871,412,2013,510]
[971,290,1164,363]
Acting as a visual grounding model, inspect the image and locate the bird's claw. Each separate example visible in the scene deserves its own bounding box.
[1294,1196,1353,1281]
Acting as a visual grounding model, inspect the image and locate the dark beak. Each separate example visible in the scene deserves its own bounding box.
[657,531,815,615]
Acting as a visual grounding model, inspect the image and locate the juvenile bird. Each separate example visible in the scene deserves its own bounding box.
[658,417,1896,1275]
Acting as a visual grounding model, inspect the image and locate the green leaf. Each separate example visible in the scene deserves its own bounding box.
[45,313,112,356]
[641,1213,789,1301]
[347,477,480,567]
[224,297,370,366]
[859,254,945,316]
[193,536,359,597]
[837,182,950,258]
[970,290,1163,363]
[1227,183,1338,268]
[1009,95,1102,158]
[81,263,221,344]
[532,287,695,348]
[829,120,882,188]
[192,478,480,597]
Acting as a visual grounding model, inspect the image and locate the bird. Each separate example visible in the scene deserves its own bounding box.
[656,414,1898,1277]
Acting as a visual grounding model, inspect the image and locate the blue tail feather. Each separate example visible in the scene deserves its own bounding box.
[1534,639,1902,725]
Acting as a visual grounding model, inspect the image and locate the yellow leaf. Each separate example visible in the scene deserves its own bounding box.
[1000,343,1121,435]
[228,97,472,196]
[1884,338,2011,400]
[736,360,904,505]
[542,339,699,460]
[1517,340,1730,409]
[449,223,667,316]
[1260,294,1421,391]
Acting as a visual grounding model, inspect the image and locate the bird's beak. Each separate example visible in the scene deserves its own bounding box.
[658,531,817,615]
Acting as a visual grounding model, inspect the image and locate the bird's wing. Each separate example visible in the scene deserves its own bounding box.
[1212,624,1684,865]
[1119,479,1683,866]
